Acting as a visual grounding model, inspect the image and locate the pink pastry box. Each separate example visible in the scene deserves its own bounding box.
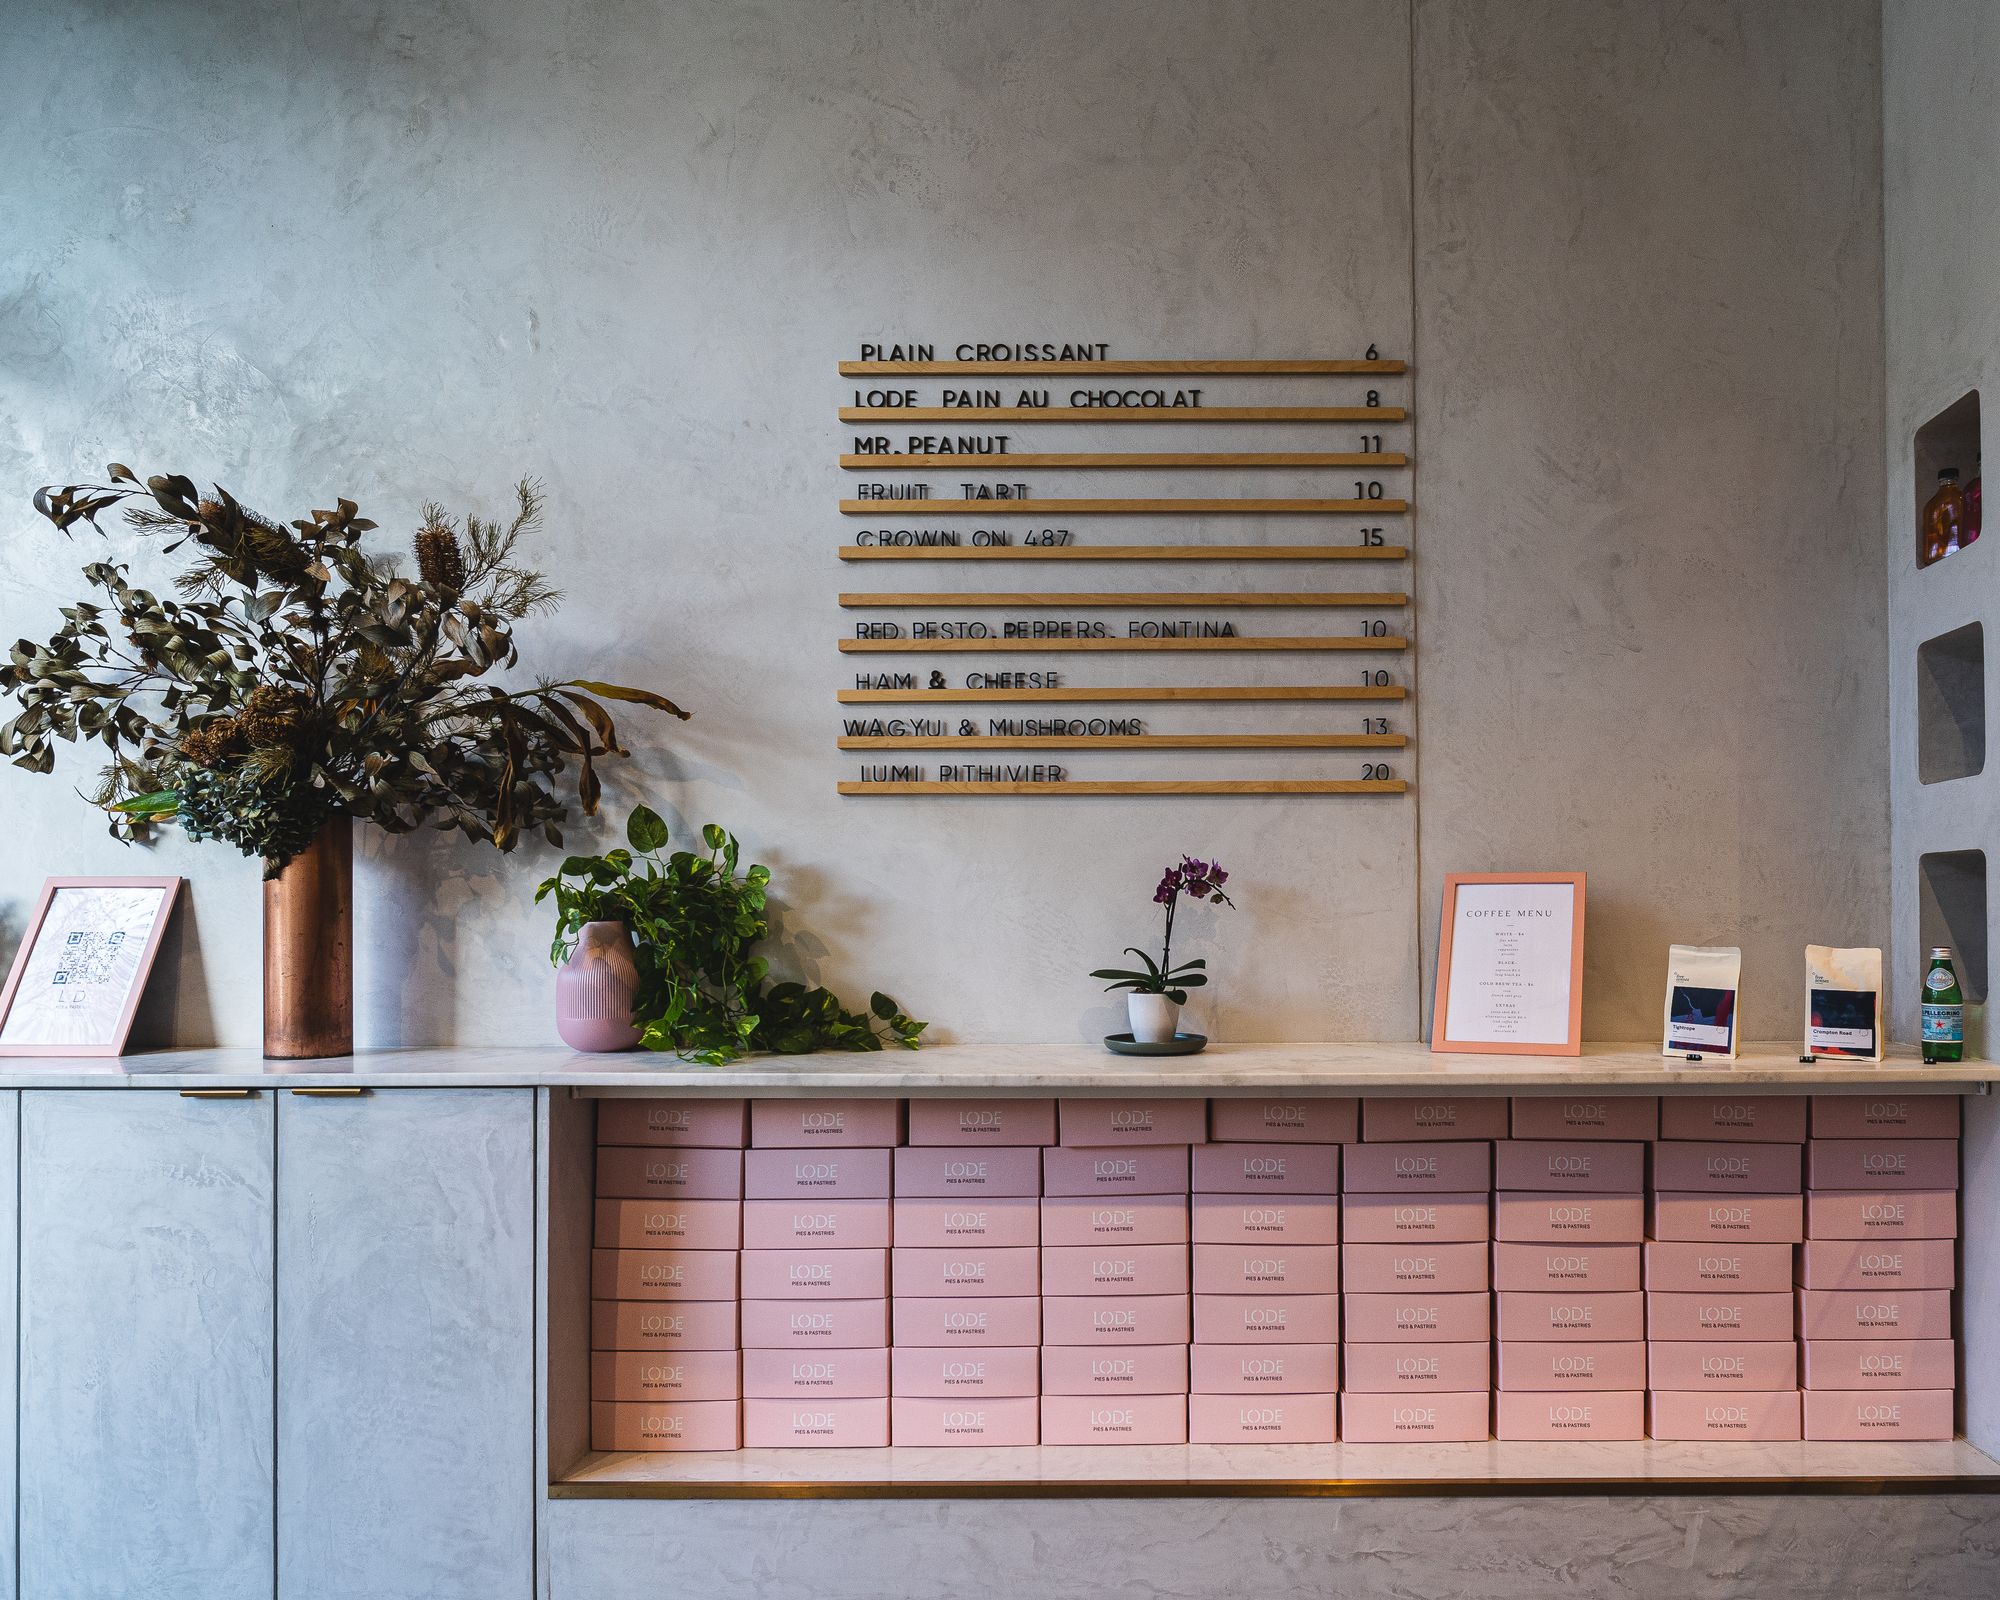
[1492,1242,1641,1292]
[1192,1292,1337,1344]
[591,1298,738,1352]
[894,1196,1039,1248]
[1189,1392,1337,1445]
[892,1345,1039,1398]
[1340,1391,1489,1443]
[893,1145,1042,1198]
[594,1198,741,1250]
[1041,1293,1190,1346]
[1797,1289,1952,1341]
[1649,1141,1801,1194]
[1343,1193,1486,1243]
[1047,1194,1190,1246]
[743,1198,891,1250]
[592,1399,740,1452]
[742,1397,890,1448]
[1649,1192,1803,1242]
[1057,1098,1207,1147]
[1043,1243,1189,1296]
[750,1097,904,1149]
[1649,1391,1801,1441]
[744,1147,891,1201]
[1041,1394,1187,1445]
[1040,1343,1189,1396]
[1042,1144,1190,1196]
[1341,1241,1486,1294]
[1344,1341,1490,1394]
[1510,1097,1658,1141]
[1806,1139,1960,1191]
[739,1298,890,1350]
[1342,1292,1489,1343]
[893,1295,1042,1348]
[1193,1243,1337,1295]
[590,1247,737,1302]
[738,1247,888,1300]
[743,1346,891,1398]
[595,1146,743,1201]
[1806,1190,1957,1240]
[1644,1241,1793,1292]
[1646,1340,1797,1392]
[591,1349,741,1403]
[1803,1389,1953,1440]
[596,1098,749,1149]
[906,1097,1056,1147]
[1646,1292,1795,1343]
[1361,1097,1508,1142]
[894,1246,1040,1298]
[1496,1390,1643,1440]
[1493,1140,1644,1194]
[1190,1342,1339,1395]
[1193,1195,1334,1246]
[1796,1238,1955,1291]
[1342,1141,1491,1195]
[1493,1192,1644,1244]
[1497,1341,1646,1392]
[1192,1142,1338,1195]
[1496,1291,1644,1343]
[892,1396,1038,1447]
[1659,1096,1807,1143]
[1209,1096,1358,1144]
[1802,1339,1955,1390]
[1810,1095,1960,1138]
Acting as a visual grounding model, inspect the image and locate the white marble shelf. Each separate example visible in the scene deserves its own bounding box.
[552,1438,2000,1498]
[0,1040,1992,1092]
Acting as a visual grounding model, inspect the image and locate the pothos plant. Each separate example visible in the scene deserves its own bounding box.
[1092,855,1234,1002]
[0,467,685,874]
[536,803,927,1064]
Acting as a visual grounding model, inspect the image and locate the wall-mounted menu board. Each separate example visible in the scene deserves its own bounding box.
[836,346,1412,797]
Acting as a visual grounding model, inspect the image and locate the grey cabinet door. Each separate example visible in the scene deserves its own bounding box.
[19,1088,277,1600]
[276,1088,535,1600]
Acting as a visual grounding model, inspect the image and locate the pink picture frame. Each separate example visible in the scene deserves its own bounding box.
[1430,870,1586,1057]
[0,877,183,1057]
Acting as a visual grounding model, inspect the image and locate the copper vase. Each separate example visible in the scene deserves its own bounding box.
[263,815,354,1059]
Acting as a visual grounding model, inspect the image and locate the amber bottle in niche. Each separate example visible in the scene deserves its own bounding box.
[1967,451,1982,547]
[1920,466,1966,567]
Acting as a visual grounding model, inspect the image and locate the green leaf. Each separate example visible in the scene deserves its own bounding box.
[110,789,180,817]
[626,804,669,853]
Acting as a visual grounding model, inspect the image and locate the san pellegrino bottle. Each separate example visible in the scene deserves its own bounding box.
[1921,946,1963,1063]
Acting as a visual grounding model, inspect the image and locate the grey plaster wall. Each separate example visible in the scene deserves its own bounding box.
[1884,0,2000,1049]
[0,0,1885,1049]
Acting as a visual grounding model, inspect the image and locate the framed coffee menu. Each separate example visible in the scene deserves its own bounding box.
[1431,871,1586,1056]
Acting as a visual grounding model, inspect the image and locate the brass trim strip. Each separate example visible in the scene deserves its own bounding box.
[289,1086,367,1097]
[178,1088,256,1099]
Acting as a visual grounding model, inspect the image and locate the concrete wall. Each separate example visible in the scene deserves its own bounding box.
[0,0,1885,1050]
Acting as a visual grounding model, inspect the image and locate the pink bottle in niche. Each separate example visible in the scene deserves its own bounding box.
[556,920,643,1051]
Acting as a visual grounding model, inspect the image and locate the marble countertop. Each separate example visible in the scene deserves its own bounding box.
[0,1040,1991,1092]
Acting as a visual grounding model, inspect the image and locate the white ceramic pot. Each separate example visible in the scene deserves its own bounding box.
[1127,992,1182,1044]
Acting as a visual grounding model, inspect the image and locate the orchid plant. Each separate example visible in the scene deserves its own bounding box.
[1092,856,1234,1003]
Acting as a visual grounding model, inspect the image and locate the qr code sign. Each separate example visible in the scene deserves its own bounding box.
[51,929,127,988]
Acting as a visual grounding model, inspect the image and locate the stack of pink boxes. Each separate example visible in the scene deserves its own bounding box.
[890,1097,1055,1446]
[1188,1097,1351,1444]
[1341,1097,1503,1442]
[740,1098,901,1447]
[590,1098,749,1452]
[1799,1094,1960,1441]
[1646,1096,1806,1441]
[1495,1097,1652,1440]
[1040,1098,1200,1445]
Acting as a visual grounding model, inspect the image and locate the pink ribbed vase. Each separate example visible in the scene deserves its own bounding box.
[555,920,643,1052]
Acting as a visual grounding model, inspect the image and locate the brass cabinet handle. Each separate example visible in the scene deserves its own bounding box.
[289,1086,367,1097]
[179,1088,256,1099]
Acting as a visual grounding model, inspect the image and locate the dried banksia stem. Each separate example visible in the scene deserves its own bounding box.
[238,684,310,747]
[178,715,245,768]
[415,508,468,592]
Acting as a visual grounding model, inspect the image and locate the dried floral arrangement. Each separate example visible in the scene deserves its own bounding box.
[0,467,684,874]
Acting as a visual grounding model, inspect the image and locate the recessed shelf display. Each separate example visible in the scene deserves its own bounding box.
[1914,390,1981,568]
[1920,848,1989,1004]
[1917,622,1985,784]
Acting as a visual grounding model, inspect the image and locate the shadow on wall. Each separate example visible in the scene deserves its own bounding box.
[132,892,214,1048]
